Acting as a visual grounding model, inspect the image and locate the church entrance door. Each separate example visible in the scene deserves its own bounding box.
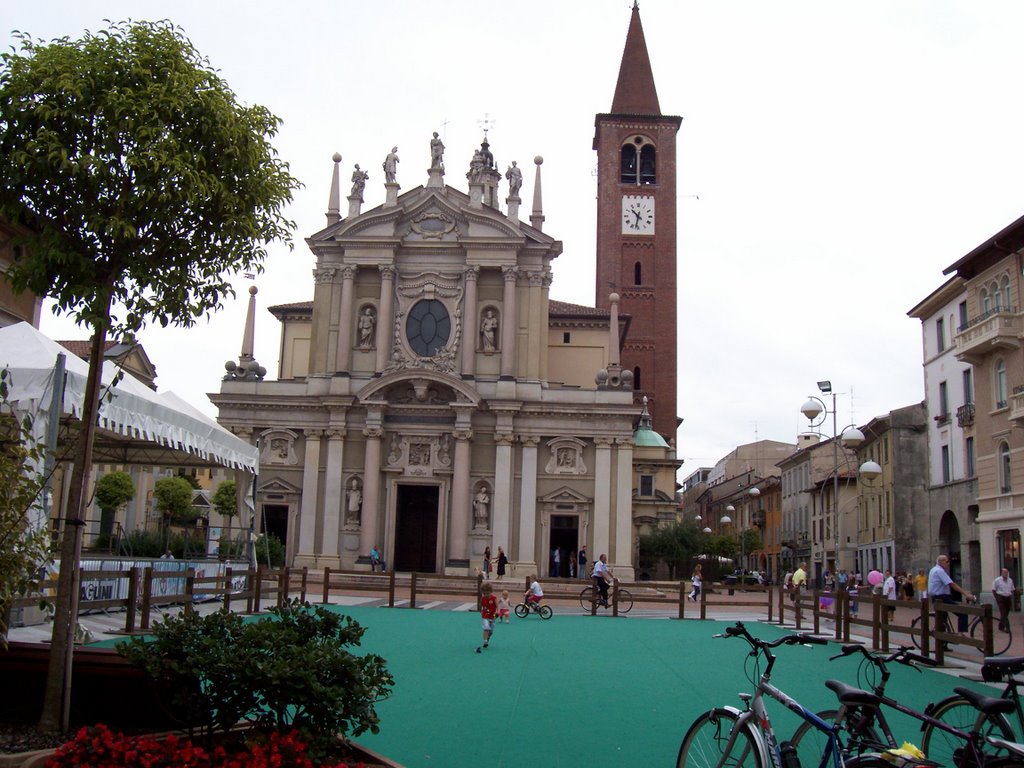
[549,515,580,578]
[262,504,289,546]
[394,484,439,572]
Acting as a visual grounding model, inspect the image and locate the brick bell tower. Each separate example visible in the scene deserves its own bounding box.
[594,1,682,442]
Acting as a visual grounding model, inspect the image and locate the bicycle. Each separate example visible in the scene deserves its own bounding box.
[676,622,892,768]
[513,599,553,620]
[909,603,1012,656]
[789,643,1024,768]
[921,655,1024,760]
[578,584,633,613]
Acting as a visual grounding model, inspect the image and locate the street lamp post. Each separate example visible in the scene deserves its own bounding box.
[800,381,864,577]
[722,504,735,571]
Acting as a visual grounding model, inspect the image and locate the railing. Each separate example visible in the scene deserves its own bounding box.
[956,402,975,427]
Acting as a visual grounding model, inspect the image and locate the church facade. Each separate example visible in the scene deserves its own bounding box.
[212,5,680,578]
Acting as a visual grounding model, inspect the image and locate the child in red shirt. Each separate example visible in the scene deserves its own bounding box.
[477,582,497,653]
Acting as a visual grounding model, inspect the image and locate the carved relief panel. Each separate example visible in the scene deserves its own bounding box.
[260,428,299,466]
[385,432,454,477]
[545,437,588,475]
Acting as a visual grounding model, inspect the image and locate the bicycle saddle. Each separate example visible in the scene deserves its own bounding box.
[951,686,1016,716]
[825,679,880,707]
[981,656,1024,682]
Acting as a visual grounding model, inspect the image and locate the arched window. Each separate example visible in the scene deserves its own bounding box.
[981,287,991,314]
[1000,441,1012,494]
[620,136,656,185]
[996,358,1007,408]
[633,366,641,390]
[1000,275,1012,309]
[620,145,637,184]
[634,261,642,285]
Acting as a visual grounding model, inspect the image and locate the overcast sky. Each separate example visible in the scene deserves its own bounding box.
[9,1,1024,475]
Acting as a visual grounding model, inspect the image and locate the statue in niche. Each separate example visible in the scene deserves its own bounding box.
[383,146,399,183]
[346,478,362,525]
[387,434,402,464]
[350,164,368,200]
[430,131,445,170]
[480,310,498,352]
[505,161,522,196]
[357,306,376,347]
[473,487,490,529]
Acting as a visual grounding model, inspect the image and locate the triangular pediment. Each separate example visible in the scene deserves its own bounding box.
[257,476,302,496]
[539,485,593,505]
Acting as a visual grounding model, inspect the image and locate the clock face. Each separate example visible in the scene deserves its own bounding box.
[622,195,655,234]
[406,299,451,357]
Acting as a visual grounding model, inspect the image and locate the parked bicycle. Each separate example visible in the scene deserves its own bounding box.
[676,622,891,768]
[578,584,633,613]
[909,604,1012,656]
[921,655,1024,760]
[513,599,553,620]
[789,643,1024,768]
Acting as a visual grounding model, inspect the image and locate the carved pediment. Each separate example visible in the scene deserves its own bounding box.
[539,485,593,505]
[257,476,302,496]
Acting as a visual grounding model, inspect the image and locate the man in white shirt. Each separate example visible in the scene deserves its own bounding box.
[882,569,897,623]
[592,554,612,607]
[992,567,1016,633]
[929,554,975,632]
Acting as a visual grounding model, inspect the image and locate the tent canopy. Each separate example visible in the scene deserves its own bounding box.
[0,322,257,472]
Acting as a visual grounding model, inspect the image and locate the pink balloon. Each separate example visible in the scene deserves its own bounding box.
[867,570,883,586]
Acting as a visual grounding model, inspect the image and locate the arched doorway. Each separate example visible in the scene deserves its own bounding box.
[938,510,962,582]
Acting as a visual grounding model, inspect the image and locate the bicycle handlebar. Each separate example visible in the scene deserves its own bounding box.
[828,642,936,669]
[716,622,827,648]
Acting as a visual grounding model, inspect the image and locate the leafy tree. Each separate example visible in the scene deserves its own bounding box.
[211,479,237,541]
[0,371,52,650]
[93,470,134,537]
[638,521,706,579]
[154,475,198,528]
[0,20,298,729]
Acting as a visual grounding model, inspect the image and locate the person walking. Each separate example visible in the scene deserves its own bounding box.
[882,569,897,622]
[688,563,703,602]
[495,546,507,580]
[476,582,497,653]
[928,554,975,632]
[992,567,1016,633]
[791,562,807,603]
[483,546,492,580]
[578,546,588,579]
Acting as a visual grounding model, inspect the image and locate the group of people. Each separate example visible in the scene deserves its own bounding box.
[480,546,509,580]
[549,546,589,579]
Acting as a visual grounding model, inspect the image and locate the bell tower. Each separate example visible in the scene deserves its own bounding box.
[594,2,681,442]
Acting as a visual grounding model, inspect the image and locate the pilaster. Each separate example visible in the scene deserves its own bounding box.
[516,436,540,572]
[500,266,518,378]
[295,429,323,567]
[593,437,613,559]
[335,266,357,374]
[359,422,384,564]
[375,266,396,371]
[461,266,479,377]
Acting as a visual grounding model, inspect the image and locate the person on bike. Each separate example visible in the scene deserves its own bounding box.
[592,553,612,607]
[992,567,1016,633]
[524,574,544,609]
[928,554,974,632]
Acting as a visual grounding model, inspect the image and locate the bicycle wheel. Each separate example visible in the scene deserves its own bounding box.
[920,695,1015,766]
[616,588,633,613]
[677,707,764,768]
[909,614,925,651]
[789,708,883,764]
[538,604,553,620]
[513,603,529,618]
[970,616,1013,656]
[579,586,595,611]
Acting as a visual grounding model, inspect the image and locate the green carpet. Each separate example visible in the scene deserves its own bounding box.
[332,607,1002,768]
[93,607,1009,767]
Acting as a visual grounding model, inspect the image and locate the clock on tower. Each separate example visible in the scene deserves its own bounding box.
[621,195,655,234]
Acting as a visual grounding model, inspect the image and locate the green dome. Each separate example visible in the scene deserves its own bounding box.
[633,424,669,448]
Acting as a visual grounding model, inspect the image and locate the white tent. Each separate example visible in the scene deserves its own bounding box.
[0,321,257,472]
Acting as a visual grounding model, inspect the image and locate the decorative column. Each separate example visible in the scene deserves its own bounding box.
[449,425,473,564]
[461,266,479,378]
[375,266,396,371]
[516,436,539,570]
[592,437,613,559]
[613,437,635,579]
[296,430,323,566]
[359,423,384,562]
[525,271,545,379]
[310,267,337,375]
[335,266,357,374]
[321,428,346,562]
[500,266,518,378]
[492,431,515,555]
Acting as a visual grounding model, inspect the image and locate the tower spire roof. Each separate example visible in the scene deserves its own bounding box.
[610,2,661,115]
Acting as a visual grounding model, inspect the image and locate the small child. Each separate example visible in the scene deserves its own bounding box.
[477,582,497,653]
[524,574,544,609]
[497,590,511,623]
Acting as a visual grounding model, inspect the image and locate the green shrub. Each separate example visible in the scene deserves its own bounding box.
[255,533,285,567]
[117,600,393,750]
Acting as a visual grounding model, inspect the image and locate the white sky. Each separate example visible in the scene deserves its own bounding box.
[9,1,1024,476]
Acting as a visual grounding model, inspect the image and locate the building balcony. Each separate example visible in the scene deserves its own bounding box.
[956,403,975,428]
[954,308,1020,364]
[752,511,765,527]
[1011,387,1024,424]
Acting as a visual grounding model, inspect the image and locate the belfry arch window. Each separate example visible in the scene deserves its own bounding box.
[620,135,656,185]
[633,366,641,390]
[634,261,642,285]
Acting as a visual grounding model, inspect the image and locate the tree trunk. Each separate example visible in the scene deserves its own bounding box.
[39,313,110,732]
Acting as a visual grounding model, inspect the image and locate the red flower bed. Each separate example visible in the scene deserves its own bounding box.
[46,724,367,768]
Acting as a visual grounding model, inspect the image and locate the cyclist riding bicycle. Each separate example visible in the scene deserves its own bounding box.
[592,553,612,607]
[524,574,544,608]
